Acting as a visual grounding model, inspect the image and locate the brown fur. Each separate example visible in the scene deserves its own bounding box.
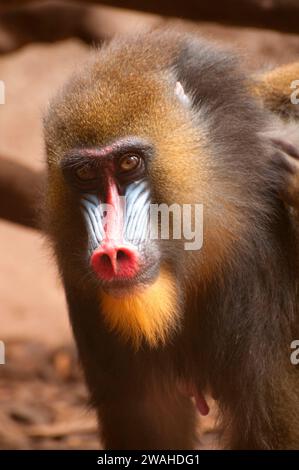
[253,63,299,209]
[253,62,299,120]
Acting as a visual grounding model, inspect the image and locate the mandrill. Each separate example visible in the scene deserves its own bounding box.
[43,29,299,449]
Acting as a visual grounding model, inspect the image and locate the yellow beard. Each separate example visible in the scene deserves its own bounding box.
[99,269,179,349]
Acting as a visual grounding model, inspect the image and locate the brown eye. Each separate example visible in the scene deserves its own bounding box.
[75,165,97,181]
[119,154,140,172]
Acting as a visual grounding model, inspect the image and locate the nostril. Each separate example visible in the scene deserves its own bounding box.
[116,250,128,262]
[100,253,112,267]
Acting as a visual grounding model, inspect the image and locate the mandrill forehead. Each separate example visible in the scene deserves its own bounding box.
[46,71,190,145]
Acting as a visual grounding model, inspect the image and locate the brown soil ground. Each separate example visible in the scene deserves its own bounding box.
[0,9,299,449]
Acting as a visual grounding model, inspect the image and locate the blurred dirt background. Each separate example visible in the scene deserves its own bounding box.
[0,0,299,450]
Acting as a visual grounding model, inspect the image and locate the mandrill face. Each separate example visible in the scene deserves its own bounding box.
[60,138,160,293]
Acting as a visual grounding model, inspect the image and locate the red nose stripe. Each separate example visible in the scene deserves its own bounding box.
[104,176,123,241]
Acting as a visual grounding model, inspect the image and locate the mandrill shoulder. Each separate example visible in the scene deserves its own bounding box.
[252,61,299,211]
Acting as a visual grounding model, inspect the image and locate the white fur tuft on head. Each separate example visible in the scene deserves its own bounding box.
[175,81,191,107]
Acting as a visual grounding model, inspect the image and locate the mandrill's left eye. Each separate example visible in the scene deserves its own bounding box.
[119,154,141,172]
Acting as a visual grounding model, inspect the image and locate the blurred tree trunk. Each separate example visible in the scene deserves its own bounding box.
[96,0,299,34]
[0,1,159,54]
[1,0,299,34]
[0,158,44,230]
[0,2,101,53]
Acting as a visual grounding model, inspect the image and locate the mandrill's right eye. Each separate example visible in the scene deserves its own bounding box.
[61,156,101,192]
[75,165,98,182]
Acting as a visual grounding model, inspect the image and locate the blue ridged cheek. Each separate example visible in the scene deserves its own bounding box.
[123,180,151,246]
